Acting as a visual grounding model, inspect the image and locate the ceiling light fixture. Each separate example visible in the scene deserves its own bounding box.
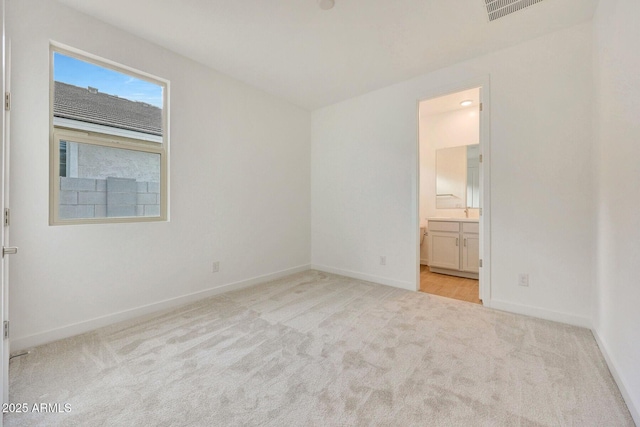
[460,100,473,107]
[318,0,335,10]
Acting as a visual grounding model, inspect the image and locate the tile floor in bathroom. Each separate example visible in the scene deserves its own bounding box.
[419,265,482,305]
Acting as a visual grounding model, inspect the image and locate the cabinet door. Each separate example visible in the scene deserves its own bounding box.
[461,233,480,273]
[429,231,460,270]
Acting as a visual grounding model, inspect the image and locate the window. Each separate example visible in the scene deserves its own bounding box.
[50,45,168,225]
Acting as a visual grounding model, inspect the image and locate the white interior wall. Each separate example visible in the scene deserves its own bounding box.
[312,22,594,325]
[593,0,640,422]
[8,0,311,350]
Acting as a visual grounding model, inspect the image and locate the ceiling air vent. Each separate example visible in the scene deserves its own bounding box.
[484,0,545,22]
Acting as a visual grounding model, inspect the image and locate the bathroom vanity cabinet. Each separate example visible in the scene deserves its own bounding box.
[428,219,479,279]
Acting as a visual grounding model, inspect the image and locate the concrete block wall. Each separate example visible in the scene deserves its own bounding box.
[60,177,160,219]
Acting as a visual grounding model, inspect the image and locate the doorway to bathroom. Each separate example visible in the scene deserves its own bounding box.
[417,83,490,305]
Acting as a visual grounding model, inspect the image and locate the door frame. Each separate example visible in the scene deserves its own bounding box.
[414,76,492,305]
[1,0,8,405]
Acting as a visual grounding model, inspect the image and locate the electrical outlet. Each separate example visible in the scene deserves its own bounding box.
[212,261,220,273]
[518,273,529,287]
[380,256,386,266]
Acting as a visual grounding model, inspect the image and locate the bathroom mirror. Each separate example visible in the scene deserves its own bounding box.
[435,144,480,209]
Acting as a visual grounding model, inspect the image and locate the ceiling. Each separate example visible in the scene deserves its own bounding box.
[55,0,598,110]
[420,88,481,117]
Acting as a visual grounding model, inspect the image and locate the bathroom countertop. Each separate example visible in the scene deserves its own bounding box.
[427,217,479,223]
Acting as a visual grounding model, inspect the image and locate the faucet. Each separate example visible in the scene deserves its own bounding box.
[464,207,469,218]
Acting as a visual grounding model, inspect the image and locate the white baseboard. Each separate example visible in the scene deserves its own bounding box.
[487,299,592,329]
[420,259,429,265]
[311,264,415,291]
[11,264,311,352]
[592,328,640,426]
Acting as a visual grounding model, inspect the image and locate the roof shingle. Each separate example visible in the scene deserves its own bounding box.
[53,81,162,136]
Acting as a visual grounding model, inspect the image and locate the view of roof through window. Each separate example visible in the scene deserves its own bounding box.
[53,52,163,136]
[51,50,167,223]
[54,53,163,107]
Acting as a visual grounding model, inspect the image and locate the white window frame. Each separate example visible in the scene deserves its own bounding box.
[49,44,169,225]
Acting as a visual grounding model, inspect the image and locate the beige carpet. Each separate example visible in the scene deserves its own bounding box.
[6,270,634,426]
